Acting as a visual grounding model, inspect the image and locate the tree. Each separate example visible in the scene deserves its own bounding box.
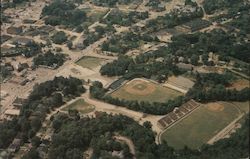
[30,117,42,132]
[190,54,199,65]
[51,93,63,107]
[22,148,40,159]
[143,121,152,129]
[65,148,83,159]
[67,41,73,49]
[31,136,41,148]
[51,31,67,44]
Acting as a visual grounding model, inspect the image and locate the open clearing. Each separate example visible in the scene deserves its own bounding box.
[161,102,241,149]
[229,79,249,90]
[76,56,105,69]
[62,99,95,114]
[110,78,183,103]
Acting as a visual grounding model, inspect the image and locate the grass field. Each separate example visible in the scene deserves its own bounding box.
[110,79,183,103]
[62,99,95,114]
[161,102,241,149]
[81,8,108,26]
[76,56,105,69]
[232,101,249,113]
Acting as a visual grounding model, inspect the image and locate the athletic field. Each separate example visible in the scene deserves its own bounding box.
[76,56,105,69]
[62,99,95,114]
[110,78,183,103]
[161,102,242,149]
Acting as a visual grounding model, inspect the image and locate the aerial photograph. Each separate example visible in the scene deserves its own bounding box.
[0,0,249,158]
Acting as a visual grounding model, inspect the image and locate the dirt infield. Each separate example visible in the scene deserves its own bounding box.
[205,103,224,112]
[124,79,156,95]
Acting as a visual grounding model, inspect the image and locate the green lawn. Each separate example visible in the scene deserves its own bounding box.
[111,80,183,103]
[81,8,108,27]
[76,56,105,69]
[161,102,241,149]
[62,99,95,114]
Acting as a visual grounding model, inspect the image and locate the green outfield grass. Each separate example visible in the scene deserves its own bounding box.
[110,79,183,103]
[232,101,249,113]
[62,99,95,114]
[161,102,241,149]
[76,56,105,69]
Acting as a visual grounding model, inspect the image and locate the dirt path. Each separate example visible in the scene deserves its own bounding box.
[114,135,136,158]
[163,83,188,94]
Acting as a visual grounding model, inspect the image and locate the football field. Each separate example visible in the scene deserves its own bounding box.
[161,102,242,149]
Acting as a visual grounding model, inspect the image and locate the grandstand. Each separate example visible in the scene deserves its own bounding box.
[157,99,200,129]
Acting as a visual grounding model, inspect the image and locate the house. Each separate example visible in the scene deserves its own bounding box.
[7,26,23,35]
[11,37,34,46]
[1,34,12,44]
[4,109,20,117]
[176,63,193,71]
[1,46,19,57]
[155,57,164,62]
[12,97,26,108]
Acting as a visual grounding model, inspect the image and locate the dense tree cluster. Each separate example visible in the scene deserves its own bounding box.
[13,0,29,3]
[82,25,115,48]
[48,113,176,159]
[102,32,158,54]
[145,6,203,32]
[19,76,85,141]
[41,112,250,159]
[51,31,68,44]
[100,53,183,82]
[91,0,134,7]
[22,148,40,159]
[186,73,250,102]
[14,42,42,57]
[167,29,250,63]
[185,0,197,7]
[146,0,169,12]
[33,51,65,67]
[100,55,132,76]
[0,118,19,149]
[42,0,86,27]
[101,9,148,26]
[2,0,34,9]
[103,95,185,115]
[0,77,85,149]
[203,0,245,14]
[0,65,12,81]
[227,11,250,35]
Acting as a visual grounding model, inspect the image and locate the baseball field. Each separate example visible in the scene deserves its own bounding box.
[161,102,242,149]
[110,78,183,103]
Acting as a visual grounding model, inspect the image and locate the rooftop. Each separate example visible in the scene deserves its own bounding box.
[5,109,20,116]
